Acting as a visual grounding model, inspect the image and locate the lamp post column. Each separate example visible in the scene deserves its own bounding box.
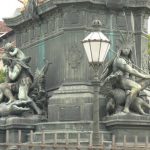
[82,19,110,149]
[92,70,100,146]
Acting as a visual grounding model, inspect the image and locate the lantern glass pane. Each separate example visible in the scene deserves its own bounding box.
[82,31,110,64]
[99,42,110,62]
[83,41,92,62]
[90,41,101,63]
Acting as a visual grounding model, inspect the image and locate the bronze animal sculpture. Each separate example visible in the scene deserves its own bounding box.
[0,100,31,117]
[101,37,150,115]
[106,88,150,115]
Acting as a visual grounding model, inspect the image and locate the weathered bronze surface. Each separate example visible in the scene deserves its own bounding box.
[102,36,150,115]
[0,42,49,117]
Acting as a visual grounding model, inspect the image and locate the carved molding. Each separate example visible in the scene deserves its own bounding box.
[117,15,126,30]
[4,0,150,28]
[48,16,55,32]
[35,24,41,38]
[41,21,48,35]
[66,43,83,69]
[142,14,149,33]
[141,37,148,72]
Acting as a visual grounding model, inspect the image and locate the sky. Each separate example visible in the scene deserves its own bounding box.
[0,0,150,33]
[0,0,22,20]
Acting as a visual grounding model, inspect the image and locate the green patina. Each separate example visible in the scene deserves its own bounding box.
[38,29,45,69]
[108,14,115,60]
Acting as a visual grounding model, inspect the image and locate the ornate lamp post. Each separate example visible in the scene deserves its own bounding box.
[82,20,110,146]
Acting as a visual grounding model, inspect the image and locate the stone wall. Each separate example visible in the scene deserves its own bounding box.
[4,0,150,90]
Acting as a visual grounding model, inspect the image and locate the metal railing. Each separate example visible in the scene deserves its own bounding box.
[0,130,150,150]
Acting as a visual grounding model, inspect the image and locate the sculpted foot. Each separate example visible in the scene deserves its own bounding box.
[123,107,130,113]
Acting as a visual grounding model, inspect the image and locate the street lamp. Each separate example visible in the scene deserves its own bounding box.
[82,20,110,146]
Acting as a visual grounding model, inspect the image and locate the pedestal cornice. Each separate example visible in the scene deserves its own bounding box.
[4,0,150,28]
[103,114,150,129]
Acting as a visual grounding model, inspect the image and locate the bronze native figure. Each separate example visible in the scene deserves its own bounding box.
[101,37,150,115]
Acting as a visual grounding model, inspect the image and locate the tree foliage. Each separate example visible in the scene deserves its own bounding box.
[0,70,6,83]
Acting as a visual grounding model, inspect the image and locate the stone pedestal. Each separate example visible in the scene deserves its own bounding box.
[103,113,150,143]
[0,116,40,150]
[48,83,93,122]
[48,82,107,123]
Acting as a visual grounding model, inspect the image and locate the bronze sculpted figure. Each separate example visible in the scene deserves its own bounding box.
[102,39,150,115]
[2,43,33,103]
[0,42,49,117]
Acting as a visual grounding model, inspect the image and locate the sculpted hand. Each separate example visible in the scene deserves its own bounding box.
[144,74,150,79]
